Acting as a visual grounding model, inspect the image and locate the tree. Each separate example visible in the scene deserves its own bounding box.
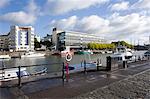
[34,38,41,49]
[87,43,116,50]
[40,40,52,48]
[111,41,133,49]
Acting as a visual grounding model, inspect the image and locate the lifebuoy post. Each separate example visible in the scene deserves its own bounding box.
[65,52,72,82]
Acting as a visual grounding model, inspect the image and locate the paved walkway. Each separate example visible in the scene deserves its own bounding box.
[0,61,150,99]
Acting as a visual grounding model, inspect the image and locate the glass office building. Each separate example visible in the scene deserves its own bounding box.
[52,28,107,51]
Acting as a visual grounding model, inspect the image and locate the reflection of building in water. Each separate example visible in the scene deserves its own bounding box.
[52,28,108,51]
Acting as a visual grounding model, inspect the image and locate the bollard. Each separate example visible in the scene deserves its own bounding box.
[18,66,22,87]
[62,62,65,82]
[106,56,111,71]
[84,60,87,74]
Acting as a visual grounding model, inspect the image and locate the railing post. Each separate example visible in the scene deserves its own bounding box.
[18,66,22,87]
[62,62,65,82]
[135,55,136,62]
[2,61,5,80]
[123,61,127,69]
[97,58,99,71]
[84,60,87,74]
[81,60,83,67]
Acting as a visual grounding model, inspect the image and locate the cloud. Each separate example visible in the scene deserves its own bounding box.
[0,0,39,25]
[0,11,36,24]
[110,1,129,11]
[132,0,150,9]
[51,16,78,29]
[0,0,10,8]
[44,0,109,15]
[50,13,150,44]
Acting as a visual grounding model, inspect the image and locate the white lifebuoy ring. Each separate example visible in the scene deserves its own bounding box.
[65,53,72,62]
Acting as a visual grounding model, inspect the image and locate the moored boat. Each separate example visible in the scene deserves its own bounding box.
[21,51,45,58]
[76,50,93,55]
[0,55,11,59]
[114,46,133,59]
[144,50,150,57]
[0,67,29,81]
[65,63,97,73]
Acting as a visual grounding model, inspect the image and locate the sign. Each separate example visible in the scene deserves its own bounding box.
[65,52,72,62]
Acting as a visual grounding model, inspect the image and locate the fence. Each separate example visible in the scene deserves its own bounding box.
[0,59,102,87]
[0,54,149,87]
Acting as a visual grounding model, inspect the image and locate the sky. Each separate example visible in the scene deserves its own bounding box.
[0,0,150,45]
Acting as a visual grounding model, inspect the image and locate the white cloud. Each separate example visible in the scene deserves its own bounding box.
[0,0,10,8]
[132,0,150,9]
[44,0,109,15]
[111,1,129,11]
[0,0,39,25]
[50,13,150,44]
[51,16,78,29]
[0,11,36,24]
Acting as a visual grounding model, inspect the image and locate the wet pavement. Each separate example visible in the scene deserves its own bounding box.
[0,60,150,99]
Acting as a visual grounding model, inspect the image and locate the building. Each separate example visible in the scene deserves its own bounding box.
[42,34,52,42]
[52,28,107,51]
[8,26,34,51]
[0,34,9,51]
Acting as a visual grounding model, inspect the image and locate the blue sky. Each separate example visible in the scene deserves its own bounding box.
[0,0,150,45]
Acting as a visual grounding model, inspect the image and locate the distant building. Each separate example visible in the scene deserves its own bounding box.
[8,26,34,51]
[0,34,9,51]
[35,35,41,42]
[42,34,52,42]
[52,28,107,51]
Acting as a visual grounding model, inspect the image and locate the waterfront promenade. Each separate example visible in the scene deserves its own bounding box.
[0,60,150,99]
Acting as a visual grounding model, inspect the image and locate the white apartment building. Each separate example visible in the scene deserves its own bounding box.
[8,26,34,51]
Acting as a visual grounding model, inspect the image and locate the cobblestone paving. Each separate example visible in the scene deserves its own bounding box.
[73,69,150,99]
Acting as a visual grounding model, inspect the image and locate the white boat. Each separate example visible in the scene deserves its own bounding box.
[114,46,133,59]
[0,67,29,81]
[144,49,150,57]
[21,51,45,58]
[0,55,11,59]
[65,63,97,73]
[111,53,126,62]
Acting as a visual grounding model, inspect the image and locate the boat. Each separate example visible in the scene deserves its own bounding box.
[114,46,133,59]
[105,50,113,54]
[0,67,29,81]
[0,55,11,59]
[21,51,45,58]
[144,50,150,57]
[76,50,93,55]
[65,62,97,73]
[111,53,126,62]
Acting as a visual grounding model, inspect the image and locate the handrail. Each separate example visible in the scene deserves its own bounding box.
[0,62,62,70]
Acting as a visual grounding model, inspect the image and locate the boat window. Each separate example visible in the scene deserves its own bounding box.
[8,74,10,76]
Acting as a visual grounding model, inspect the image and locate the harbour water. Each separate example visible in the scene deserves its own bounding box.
[0,51,146,74]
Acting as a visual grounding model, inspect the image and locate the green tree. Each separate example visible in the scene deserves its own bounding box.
[34,38,41,49]
[40,40,52,48]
